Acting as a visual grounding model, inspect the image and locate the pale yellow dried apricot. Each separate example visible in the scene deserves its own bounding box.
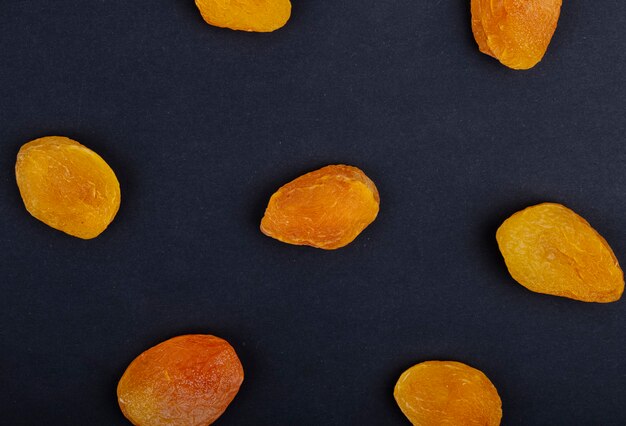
[195,0,291,32]
[15,136,120,239]
[117,334,244,426]
[497,203,624,302]
[260,165,380,250]
[394,361,502,426]
[471,0,562,69]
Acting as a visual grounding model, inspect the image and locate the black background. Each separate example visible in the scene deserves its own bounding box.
[0,1,625,425]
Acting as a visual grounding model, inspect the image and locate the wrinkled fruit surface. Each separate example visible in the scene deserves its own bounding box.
[15,136,120,239]
[195,0,291,32]
[117,334,244,426]
[496,203,624,303]
[471,0,562,69]
[394,361,502,426]
[260,165,380,250]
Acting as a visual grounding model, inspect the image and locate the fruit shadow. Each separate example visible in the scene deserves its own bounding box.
[385,362,417,422]
[457,0,476,50]
[173,0,204,23]
[4,138,24,209]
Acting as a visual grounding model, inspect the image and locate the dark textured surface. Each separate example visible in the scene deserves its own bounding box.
[0,1,624,425]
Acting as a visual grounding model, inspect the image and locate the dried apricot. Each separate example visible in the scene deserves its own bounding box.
[195,0,291,32]
[15,136,120,239]
[496,203,624,302]
[117,334,244,426]
[260,165,380,250]
[394,361,502,426]
[471,0,562,69]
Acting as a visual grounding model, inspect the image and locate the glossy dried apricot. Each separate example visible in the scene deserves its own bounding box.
[260,165,380,250]
[471,0,562,69]
[394,361,502,426]
[496,203,624,302]
[195,0,291,32]
[117,334,244,426]
[15,136,120,239]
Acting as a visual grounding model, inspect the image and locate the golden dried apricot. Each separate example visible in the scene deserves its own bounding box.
[496,203,624,302]
[471,0,562,69]
[195,0,291,32]
[394,361,502,426]
[260,165,380,250]
[117,334,244,426]
[15,136,120,239]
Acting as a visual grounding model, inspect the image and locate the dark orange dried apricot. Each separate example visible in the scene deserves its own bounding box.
[195,0,291,32]
[117,334,244,426]
[260,165,380,249]
[471,0,562,69]
[394,361,502,426]
[15,136,120,239]
[497,203,624,302]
